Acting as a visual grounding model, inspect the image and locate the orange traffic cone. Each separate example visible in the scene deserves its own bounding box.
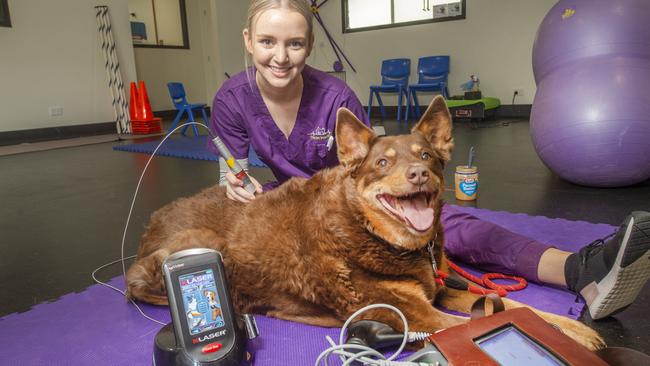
[129,80,162,135]
[128,82,141,121]
[137,80,155,121]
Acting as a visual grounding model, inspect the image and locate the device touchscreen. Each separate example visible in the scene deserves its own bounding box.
[476,326,566,366]
[179,269,226,335]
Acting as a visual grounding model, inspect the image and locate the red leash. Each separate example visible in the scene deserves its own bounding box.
[436,259,528,297]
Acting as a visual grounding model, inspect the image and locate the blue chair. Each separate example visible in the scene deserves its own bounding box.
[406,56,450,121]
[368,59,411,121]
[167,82,209,136]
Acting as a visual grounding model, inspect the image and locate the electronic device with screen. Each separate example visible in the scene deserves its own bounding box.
[409,306,609,366]
[153,248,257,366]
[346,295,614,366]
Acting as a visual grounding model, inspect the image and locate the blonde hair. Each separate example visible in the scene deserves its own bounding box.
[246,0,314,43]
[243,0,314,85]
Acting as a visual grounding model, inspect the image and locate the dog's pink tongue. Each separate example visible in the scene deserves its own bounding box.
[401,196,434,232]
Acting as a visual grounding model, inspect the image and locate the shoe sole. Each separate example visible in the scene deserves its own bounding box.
[581,212,650,320]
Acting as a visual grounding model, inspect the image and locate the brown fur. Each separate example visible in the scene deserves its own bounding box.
[126,96,604,350]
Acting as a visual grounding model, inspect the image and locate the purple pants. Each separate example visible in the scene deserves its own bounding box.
[442,205,551,283]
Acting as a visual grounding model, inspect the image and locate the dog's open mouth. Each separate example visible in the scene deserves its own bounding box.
[377,191,435,232]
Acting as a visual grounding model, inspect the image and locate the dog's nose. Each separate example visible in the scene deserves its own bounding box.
[406,165,430,185]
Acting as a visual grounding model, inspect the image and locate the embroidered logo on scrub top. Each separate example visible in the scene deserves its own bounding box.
[308,127,332,141]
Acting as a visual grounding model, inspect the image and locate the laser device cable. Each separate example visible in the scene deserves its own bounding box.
[92,122,218,325]
[315,303,433,366]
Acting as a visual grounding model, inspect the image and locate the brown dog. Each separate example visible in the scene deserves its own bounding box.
[126,96,604,350]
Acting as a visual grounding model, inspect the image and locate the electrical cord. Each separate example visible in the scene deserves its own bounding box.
[92,122,214,326]
[92,254,166,326]
[315,303,433,366]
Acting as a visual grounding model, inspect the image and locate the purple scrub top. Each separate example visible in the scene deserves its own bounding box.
[209,65,370,188]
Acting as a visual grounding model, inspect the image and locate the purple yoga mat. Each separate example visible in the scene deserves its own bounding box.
[0,207,616,366]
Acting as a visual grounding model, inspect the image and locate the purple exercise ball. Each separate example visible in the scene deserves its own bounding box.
[530,56,650,187]
[532,0,650,84]
[530,0,650,187]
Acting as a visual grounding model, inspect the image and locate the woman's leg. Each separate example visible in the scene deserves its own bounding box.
[441,206,650,319]
[441,205,551,283]
[537,248,570,286]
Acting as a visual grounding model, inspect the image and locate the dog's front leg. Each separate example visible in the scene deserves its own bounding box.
[348,275,466,334]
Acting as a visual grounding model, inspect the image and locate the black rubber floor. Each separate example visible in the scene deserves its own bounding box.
[0,118,648,354]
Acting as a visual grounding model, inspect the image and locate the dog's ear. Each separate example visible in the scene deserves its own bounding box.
[336,108,376,167]
[411,95,453,162]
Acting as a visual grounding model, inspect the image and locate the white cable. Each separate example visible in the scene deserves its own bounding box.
[342,350,382,366]
[407,331,432,343]
[340,304,409,361]
[316,303,411,366]
[119,122,211,281]
[92,255,166,326]
[92,122,212,326]
[315,340,385,366]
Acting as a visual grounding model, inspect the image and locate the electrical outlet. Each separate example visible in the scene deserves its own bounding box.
[514,88,525,97]
[49,106,64,117]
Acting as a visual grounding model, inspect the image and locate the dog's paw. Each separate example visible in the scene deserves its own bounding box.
[535,310,605,351]
[554,318,606,351]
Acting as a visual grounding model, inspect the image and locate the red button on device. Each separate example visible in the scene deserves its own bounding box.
[202,342,222,354]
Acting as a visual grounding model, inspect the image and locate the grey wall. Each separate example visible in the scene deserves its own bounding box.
[308,0,557,106]
[0,0,556,133]
[0,0,137,132]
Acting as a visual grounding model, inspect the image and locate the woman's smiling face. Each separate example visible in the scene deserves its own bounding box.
[243,7,312,91]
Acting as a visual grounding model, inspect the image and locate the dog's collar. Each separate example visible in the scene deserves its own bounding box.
[427,234,439,277]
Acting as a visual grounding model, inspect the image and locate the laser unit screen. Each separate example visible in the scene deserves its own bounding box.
[476,326,565,366]
[179,269,226,335]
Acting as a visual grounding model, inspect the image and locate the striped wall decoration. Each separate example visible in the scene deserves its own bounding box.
[95,6,130,134]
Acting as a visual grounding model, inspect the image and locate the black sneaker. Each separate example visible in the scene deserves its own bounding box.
[565,211,650,320]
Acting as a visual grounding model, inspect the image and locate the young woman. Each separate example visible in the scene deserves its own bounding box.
[209,0,650,320]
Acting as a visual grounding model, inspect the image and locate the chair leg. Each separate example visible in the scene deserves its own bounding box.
[409,90,417,120]
[169,110,184,134]
[186,109,200,136]
[201,108,209,126]
[402,88,410,121]
[367,91,374,120]
[404,89,411,121]
[180,109,190,136]
[412,91,422,119]
[397,88,403,121]
[376,93,386,120]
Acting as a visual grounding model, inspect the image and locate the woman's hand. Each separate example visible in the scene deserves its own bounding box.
[225,172,263,203]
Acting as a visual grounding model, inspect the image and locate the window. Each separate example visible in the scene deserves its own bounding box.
[343,0,465,33]
[0,0,11,28]
[128,0,189,49]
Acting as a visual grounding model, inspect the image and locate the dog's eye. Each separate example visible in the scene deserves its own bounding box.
[421,152,432,161]
[376,158,388,167]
